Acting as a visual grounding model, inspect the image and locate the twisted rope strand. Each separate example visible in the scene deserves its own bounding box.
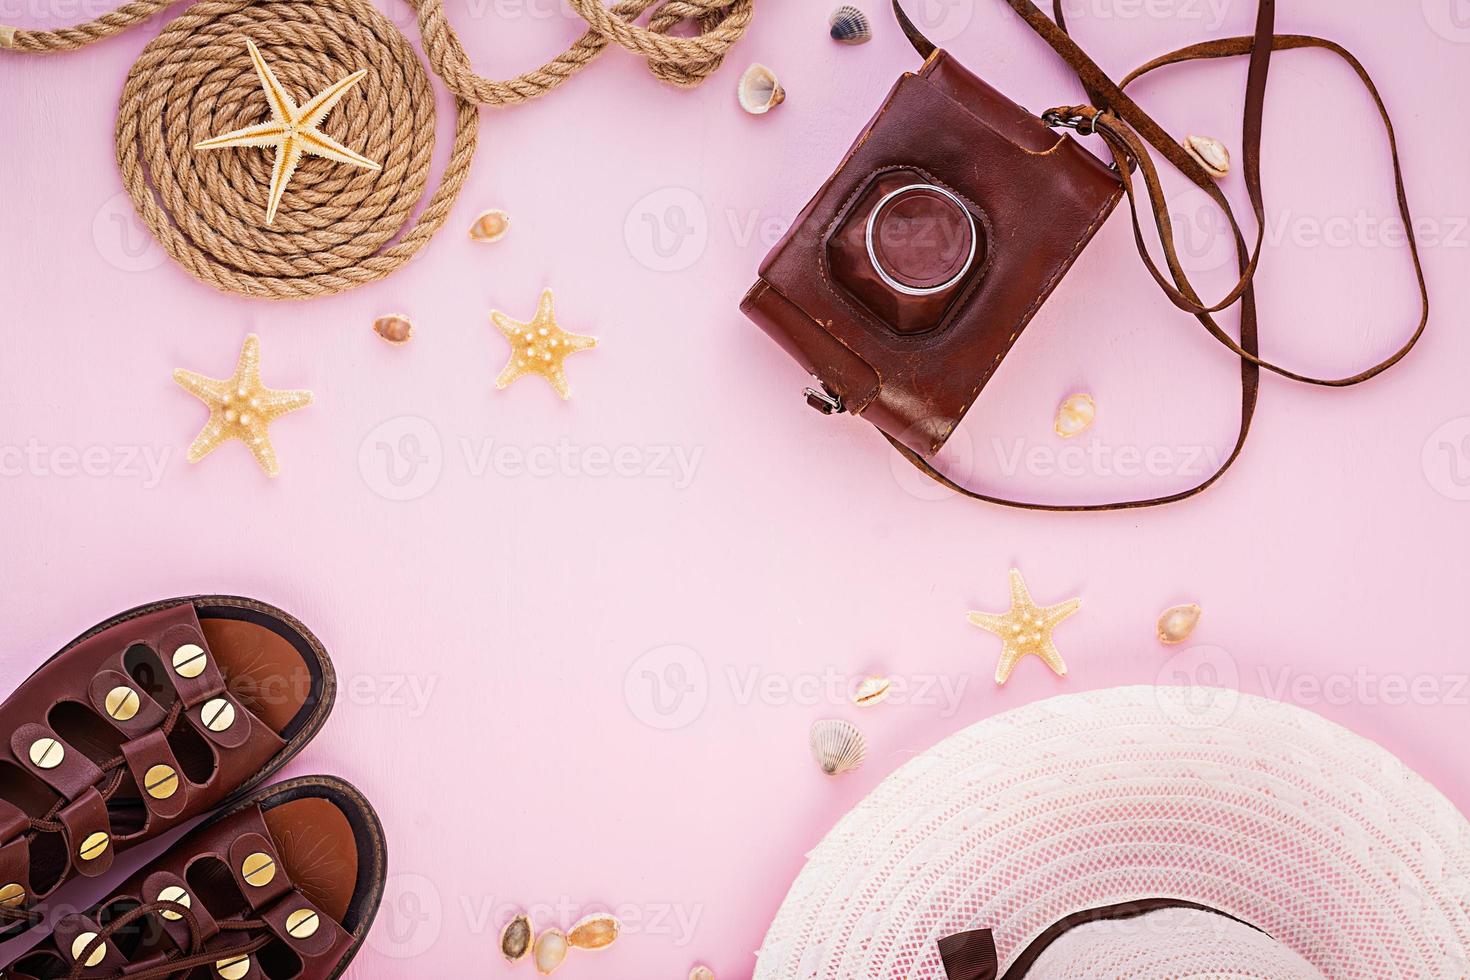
[1,0,752,298]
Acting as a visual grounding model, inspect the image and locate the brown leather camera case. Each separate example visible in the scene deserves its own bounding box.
[741,49,1122,457]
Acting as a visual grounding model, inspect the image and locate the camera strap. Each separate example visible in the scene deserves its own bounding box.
[888,0,1428,510]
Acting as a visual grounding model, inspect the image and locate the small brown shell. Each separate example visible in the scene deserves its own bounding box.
[1157,603,1202,645]
[533,928,568,975]
[567,912,621,951]
[690,967,716,980]
[501,913,533,963]
[469,209,511,243]
[373,314,414,345]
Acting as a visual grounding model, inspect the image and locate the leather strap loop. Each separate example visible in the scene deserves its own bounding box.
[228,832,291,908]
[143,870,221,948]
[120,730,190,821]
[57,789,113,878]
[186,692,254,751]
[261,890,341,958]
[12,723,103,799]
[888,0,1426,510]
[52,913,127,974]
[86,670,167,738]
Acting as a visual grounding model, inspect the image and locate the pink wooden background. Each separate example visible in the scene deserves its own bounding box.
[2,0,1469,975]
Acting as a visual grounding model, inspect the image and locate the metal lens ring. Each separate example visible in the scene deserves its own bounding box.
[863,182,978,297]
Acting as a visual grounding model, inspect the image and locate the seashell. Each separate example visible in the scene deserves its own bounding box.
[738,63,785,115]
[1183,134,1230,178]
[851,675,891,708]
[567,912,620,951]
[829,5,872,43]
[1157,603,1202,645]
[533,928,569,975]
[501,913,534,963]
[810,719,866,776]
[373,314,414,345]
[1053,393,1095,438]
[690,968,716,980]
[469,209,511,243]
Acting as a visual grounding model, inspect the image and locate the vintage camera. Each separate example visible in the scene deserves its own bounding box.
[740,48,1121,456]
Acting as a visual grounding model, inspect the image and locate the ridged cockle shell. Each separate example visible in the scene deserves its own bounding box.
[809,719,866,775]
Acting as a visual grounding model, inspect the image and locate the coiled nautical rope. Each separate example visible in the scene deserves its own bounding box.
[1,0,753,298]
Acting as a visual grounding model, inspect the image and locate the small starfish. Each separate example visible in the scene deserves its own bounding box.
[490,288,597,399]
[194,39,380,225]
[967,569,1081,685]
[174,334,313,477]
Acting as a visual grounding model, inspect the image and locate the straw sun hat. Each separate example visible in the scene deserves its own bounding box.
[755,686,1470,979]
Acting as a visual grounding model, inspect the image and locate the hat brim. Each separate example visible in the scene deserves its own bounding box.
[755,686,1470,979]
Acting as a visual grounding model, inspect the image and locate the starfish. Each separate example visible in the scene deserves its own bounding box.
[967,569,1081,685]
[174,334,313,477]
[194,39,380,225]
[490,288,597,399]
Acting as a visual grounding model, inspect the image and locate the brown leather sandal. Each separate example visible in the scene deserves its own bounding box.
[0,597,336,936]
[0,775,385,979]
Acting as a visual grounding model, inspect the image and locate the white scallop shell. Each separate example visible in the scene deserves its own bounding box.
[1183,134,1230,178]
[810,719,866,776]
[738,63,785,115]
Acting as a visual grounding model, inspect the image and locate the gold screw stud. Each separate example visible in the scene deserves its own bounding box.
[157,884,191,921]
[172,643,208,678]
[216,954,251,979]
[105,685,141,722]
[285,907,320,939]
[201,697,236,733]
[241,851,276,888]
[144,764,180,800]
[28,736,64,769]
[78,831,110,862]
[0,882,25,909]
[71,931,106,967]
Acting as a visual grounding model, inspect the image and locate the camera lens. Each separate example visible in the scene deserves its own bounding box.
[865,183,979,296]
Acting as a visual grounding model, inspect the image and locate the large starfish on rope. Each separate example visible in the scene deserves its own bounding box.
[194,39,381,225]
